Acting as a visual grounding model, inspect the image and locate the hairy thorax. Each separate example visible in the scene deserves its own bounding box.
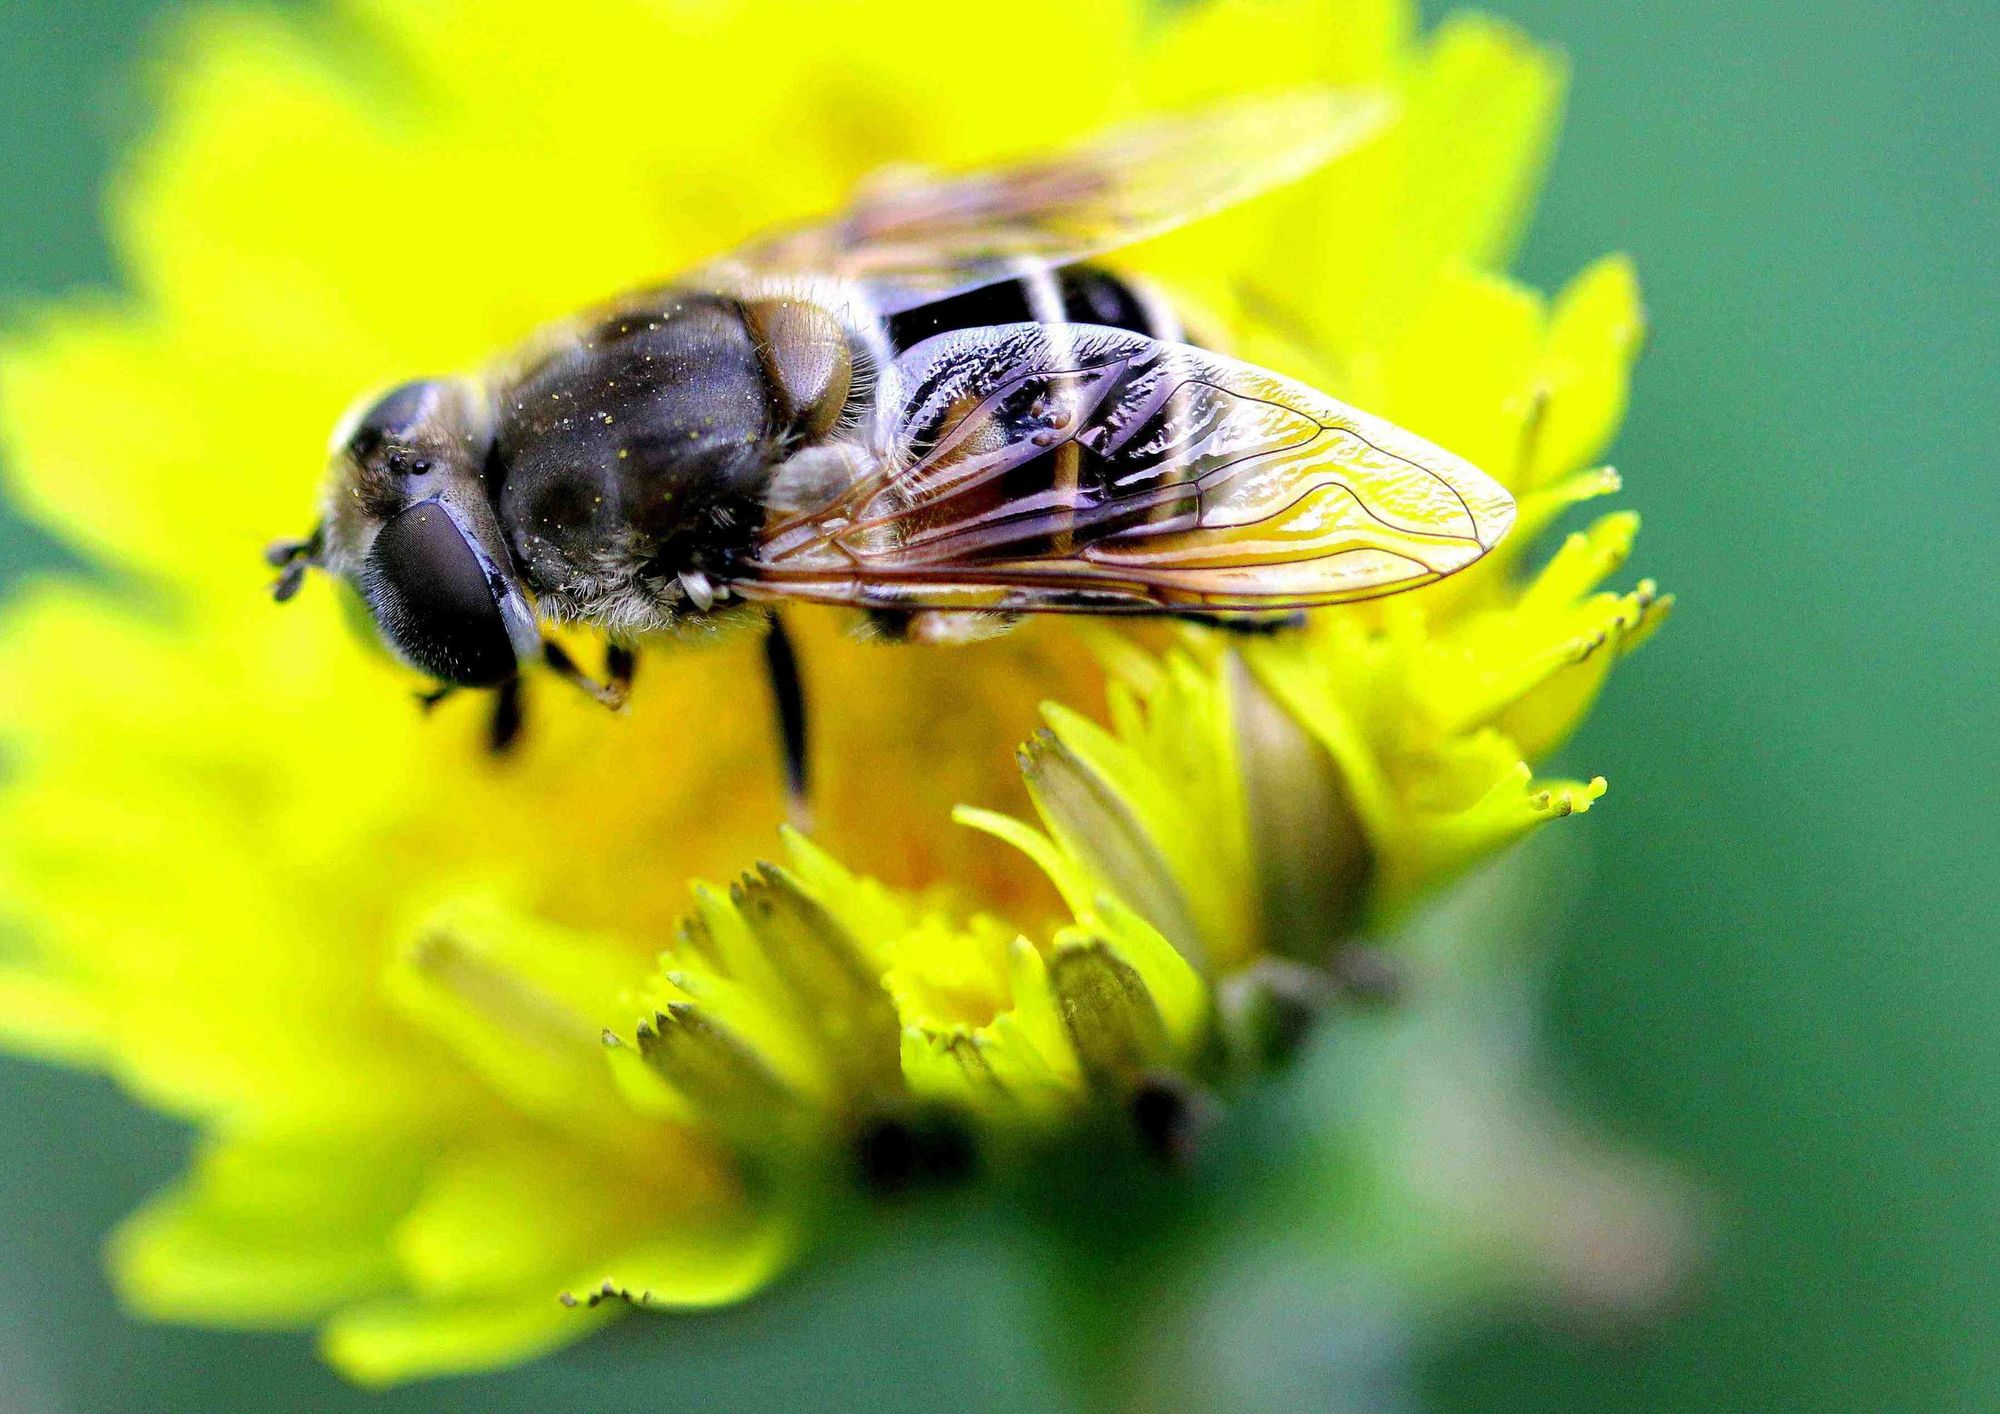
[486,290,796,632]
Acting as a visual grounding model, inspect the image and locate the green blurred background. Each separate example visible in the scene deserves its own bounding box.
[0,1,1991,1409]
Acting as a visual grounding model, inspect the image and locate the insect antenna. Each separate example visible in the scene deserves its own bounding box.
[265,523,324,603]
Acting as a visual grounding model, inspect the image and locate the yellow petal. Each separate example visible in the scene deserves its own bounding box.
[1497,582,1673,760]
[1394,768,1608,905]
[631,1002,812,1133]
[1510,466,1625,549]
[1143,0,1410,100]
[383,909,640,1138]
[1229,653,1371,958]
[732,865,903,1092]
[111,1133,423,1327]
[0,967,104,1064]
[566,1205,798,1311]
[1021,723,1207,971]
[393,1138,664,1301]
[952,806,1096,922]
[321,1290,612,1389]
[1404,15,1568,272]
[1360,267,1548,486]
[1530,255,1648,486]
[1090,898,1210,1052]
[1289,14,1565,352]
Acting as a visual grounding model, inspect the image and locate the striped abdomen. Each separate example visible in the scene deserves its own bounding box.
[883,265,1185,354]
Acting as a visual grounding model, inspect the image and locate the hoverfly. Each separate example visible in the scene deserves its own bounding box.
[269,89,1515,805]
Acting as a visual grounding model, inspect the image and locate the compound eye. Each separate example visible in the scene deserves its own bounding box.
[360,502,519,687]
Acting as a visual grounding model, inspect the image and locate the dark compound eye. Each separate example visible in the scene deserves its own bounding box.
[360,502,519,687]
[345,380,440,463]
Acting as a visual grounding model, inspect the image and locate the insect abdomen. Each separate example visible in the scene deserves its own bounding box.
[883,265,1181,353]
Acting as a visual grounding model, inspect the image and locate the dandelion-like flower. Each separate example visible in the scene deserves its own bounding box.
[0,0,1670,1389]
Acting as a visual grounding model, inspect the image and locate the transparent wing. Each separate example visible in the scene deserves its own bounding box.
[739,324,1515,614]
[699,88,1390,316]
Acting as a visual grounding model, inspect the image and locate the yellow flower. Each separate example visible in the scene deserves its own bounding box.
[0,0,1667,1387]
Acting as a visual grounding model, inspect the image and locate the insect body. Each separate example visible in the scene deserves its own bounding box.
[270,89,1515,799]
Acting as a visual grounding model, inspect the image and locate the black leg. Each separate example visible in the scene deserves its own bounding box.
[763,615,812,827]
[411,679,522,756]
[1170,610,1307,637]
[542,638,626,708]
[487,677,524,756]
[863,608,915,642]
[606,641,638,695]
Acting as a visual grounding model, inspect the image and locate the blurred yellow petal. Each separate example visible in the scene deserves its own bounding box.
[1405,15,1569,271]
[322,1290,612,1389]
[383,914,642,1139]
[0,967,102,1063]
[1284,14,1566,356]
[1532,254,1648,486]
[1359,267,1548,482]
[1144,0,1410,102]
[1511,465,1625,548]
[570,1209,798,1311]
[395,1140,656,1301]
[111,1134,424,1327]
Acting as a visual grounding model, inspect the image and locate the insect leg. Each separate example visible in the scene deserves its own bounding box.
[864,609,1018,645]
[541,639,628,709]
[862,608,917,642]
[606,641,639,696]
[487,677,525,755]
[763,615,812,828]
[1169,610,1307,637]
[411,679,522,755]
[604,640,636,688]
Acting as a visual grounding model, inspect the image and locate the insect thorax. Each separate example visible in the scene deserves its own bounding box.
[486,289,855,632]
